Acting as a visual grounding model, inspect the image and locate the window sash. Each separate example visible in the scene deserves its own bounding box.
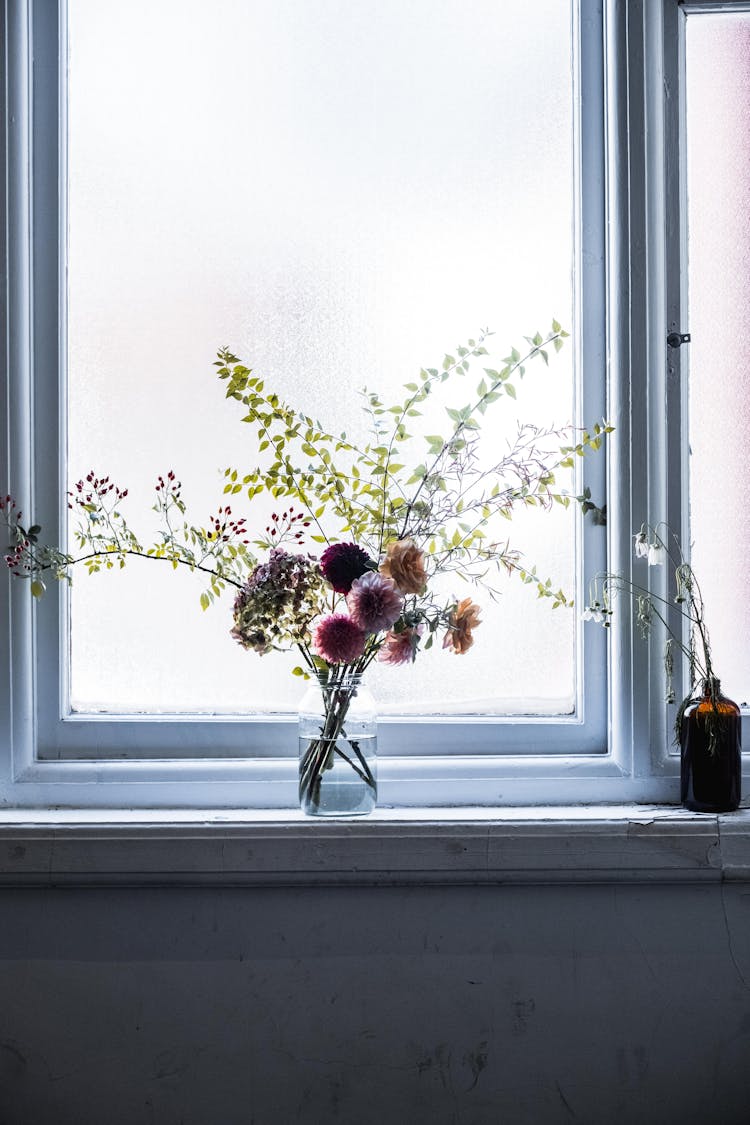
[56,0,603,752]
[31,0,605,753]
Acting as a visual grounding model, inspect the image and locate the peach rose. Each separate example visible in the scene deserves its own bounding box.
[443,597,481,655]
[379,539,427,595]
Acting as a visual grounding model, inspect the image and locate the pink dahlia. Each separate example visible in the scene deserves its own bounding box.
[312,614,367,664]
[346,572,403,634]
[320,542,375,594]
[378,626,423,666]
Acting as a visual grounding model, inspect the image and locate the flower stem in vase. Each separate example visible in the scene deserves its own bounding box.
[298,671,377,816]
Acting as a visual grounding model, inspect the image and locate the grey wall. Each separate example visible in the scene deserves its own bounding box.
[1,883,749,1125]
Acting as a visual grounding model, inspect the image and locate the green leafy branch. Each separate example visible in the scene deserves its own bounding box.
[3,320,612,628]
[2,473,256,608]
[214,322,607,599]
[369,330,492,552]
[395,325,569,541]
[216,350,385,547]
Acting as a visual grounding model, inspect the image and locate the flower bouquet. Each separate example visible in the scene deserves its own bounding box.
[230,535,477,813]
[3,323,610,814]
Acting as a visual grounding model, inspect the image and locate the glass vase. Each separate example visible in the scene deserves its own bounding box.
[680,678,741,813]
[298,670,377,817]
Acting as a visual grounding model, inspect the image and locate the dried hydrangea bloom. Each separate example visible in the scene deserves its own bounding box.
[320,541,375,594]
[379,539,427,595]
[231,549,326,654]
[443,597,482,655]
[378,625,423,666]
[312,614,367,664]
[346,572,403,634]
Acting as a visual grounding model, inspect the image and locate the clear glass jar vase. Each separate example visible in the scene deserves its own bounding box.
[298,670,377,816]
[679,677,741,813]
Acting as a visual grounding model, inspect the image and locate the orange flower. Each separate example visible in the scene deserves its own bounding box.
[379,539,427,595]
[443,597,481,655]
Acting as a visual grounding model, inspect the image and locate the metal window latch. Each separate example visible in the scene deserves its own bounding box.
[667,331,691,349]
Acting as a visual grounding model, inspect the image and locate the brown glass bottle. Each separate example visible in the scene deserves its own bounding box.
[680,679,741,813]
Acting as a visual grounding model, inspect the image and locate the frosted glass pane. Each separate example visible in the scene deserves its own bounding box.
[686,14,750,706]
[67,0,576,716]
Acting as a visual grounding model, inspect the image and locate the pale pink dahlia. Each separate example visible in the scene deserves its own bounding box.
[378,626,423,666]
[443,597,481,655]
[379,538,427,595]
[312,614,366,664]
[320,542,375,594]
[346,572,403,634]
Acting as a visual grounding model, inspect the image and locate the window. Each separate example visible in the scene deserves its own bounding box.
[2,0,736,808]
[63,0,599,734]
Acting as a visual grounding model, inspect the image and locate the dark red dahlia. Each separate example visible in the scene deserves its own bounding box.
[319,542,375,594]
[312,614,366,663]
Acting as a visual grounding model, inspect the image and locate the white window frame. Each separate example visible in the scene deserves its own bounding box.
[1,0,741,809]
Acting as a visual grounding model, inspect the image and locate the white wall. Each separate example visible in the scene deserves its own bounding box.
[1,882,750,1124]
